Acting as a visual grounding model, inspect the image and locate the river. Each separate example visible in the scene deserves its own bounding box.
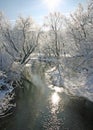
[0,81,93,130]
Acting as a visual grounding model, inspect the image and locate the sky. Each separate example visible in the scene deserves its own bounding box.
[0,0,87,24]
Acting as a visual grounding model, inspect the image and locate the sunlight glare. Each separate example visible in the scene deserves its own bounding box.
[51,92,60,105]
[54,86,64,93]
[44,0,61,11]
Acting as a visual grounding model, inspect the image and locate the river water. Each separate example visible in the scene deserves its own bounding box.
[0,81,93,130]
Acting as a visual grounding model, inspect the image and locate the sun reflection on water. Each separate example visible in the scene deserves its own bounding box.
[51,92,60,113]
[52,92,60,105]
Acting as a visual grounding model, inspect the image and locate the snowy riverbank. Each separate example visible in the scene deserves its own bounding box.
[0,78,16,118]
[45,67,93,102]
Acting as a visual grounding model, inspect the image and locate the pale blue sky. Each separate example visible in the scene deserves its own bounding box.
[0,0,87,24]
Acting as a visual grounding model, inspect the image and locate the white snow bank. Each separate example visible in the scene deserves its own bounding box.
[0,80,16,117]
[46,67,93,102]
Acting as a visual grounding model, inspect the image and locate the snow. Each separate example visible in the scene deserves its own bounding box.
[0,79,16,117]
[46,66,93,102]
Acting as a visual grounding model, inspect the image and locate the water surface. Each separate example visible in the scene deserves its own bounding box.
[0,82,93,130]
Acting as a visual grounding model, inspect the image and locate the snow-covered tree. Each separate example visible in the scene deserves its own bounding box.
[0,13,42,82]
[42,12,65,59]
[65,2,93,70]
[0,15,40,65]
[0,12,13,71]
